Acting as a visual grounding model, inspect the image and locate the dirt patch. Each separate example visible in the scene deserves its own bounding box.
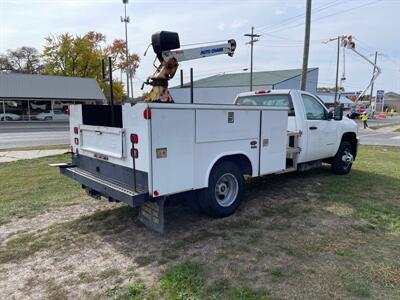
[0,197,112,243]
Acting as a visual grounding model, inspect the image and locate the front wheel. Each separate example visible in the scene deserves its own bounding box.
[331,141,354,175]
[198,161,244,218]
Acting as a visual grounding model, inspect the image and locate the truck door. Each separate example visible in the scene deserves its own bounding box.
[259,109,288,175]
[301,94,338,161]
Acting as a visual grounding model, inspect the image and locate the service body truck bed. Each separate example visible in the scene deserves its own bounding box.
[58,89,359,232]
[60,102,288,231]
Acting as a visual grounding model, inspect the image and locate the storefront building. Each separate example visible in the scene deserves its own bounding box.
[0,73,106,121]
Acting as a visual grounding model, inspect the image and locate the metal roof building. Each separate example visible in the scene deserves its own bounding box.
[0,73,105,101]
[171,68,318,104]
[0,73,105,121]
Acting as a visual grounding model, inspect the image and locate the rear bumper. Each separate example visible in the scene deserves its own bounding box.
[59,164,148,207]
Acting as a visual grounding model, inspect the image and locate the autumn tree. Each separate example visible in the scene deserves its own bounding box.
[42,31,140,102]
[0,46,43,74]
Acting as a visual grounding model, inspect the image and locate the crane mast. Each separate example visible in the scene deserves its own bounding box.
[143,31,236,103]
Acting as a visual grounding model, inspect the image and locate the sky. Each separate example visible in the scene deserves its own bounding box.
[1,0,399,96]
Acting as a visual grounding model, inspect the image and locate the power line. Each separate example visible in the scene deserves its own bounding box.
[259,0,382,35]
[256,0,341,33]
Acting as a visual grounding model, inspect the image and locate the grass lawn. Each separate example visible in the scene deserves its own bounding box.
[0,146,399,299]
[0,154,84,224]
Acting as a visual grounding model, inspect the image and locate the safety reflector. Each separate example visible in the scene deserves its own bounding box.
[131,148,139,158]
[143,108,151,120]
[130,134,139,144]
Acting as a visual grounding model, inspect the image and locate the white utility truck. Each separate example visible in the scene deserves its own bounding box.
[56,89,358,232]
[55,31,358,232]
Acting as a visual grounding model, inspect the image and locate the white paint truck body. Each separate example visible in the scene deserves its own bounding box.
[58,89,358,231]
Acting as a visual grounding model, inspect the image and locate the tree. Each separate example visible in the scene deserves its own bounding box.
[42,31,140,102]
[0,46,42,74]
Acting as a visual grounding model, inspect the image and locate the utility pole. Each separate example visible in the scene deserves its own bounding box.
[334,36,340,104]
[323,36,342,104]
[121,0,130,102]
[369,51,378,104]
[244,27,260,91]
[300,0,312,91]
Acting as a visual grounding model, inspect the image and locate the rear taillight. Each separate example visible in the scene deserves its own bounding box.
[143,108,151,120]
[74,127,79,134]
[130,148,138,158]
[74,137,79,145]
[130,134,139,144]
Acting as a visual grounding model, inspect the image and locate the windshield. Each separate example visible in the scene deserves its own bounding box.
[236,94,295,116]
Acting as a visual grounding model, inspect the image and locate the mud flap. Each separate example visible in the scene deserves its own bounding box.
[138,197,166,233]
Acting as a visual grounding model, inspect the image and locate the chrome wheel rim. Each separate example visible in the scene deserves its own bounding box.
[214,173,239,207]
[341,148,354,169]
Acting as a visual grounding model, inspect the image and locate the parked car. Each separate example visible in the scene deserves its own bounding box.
[35,110,69,121]
[30,103,47,111]
[0,113,21,121]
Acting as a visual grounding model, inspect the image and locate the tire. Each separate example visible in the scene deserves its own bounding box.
[198,161,245,218]
[331,141,354,175]
[44,116,53,121]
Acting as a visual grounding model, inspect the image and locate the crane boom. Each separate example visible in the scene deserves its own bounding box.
[162,40,236,62]
[143,31,236,103]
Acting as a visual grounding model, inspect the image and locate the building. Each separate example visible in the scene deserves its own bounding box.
[317,92,354,108]
[384,92,400,111]
[170,68,319,104]
[0,73,106,121]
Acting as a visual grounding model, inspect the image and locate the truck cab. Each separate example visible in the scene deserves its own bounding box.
[234,89,358,171]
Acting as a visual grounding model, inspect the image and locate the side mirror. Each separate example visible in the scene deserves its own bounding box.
[333,106,343,121]
[327,110,334,120]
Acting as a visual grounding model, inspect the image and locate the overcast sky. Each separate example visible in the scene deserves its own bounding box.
[1,0,399,96]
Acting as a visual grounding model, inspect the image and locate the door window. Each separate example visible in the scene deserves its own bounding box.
[301,94,327,120]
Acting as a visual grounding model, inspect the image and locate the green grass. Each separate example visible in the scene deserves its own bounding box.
[159,261,271,300]
[1,146,399,299]
[318,146,400,233]
[161,261,204,300]
[0,154,84,224]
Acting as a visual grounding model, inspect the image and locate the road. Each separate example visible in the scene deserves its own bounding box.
[0,118,399,149]
[0,122,69,149]
[356,116,400,147]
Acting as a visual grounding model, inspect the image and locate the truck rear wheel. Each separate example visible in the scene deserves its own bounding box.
[331,141,354,175]
[199,161,244,217]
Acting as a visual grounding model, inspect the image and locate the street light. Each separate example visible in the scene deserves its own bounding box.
[121,0,130,101]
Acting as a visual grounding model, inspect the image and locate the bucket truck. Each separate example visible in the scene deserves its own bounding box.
[341,35,381,111]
